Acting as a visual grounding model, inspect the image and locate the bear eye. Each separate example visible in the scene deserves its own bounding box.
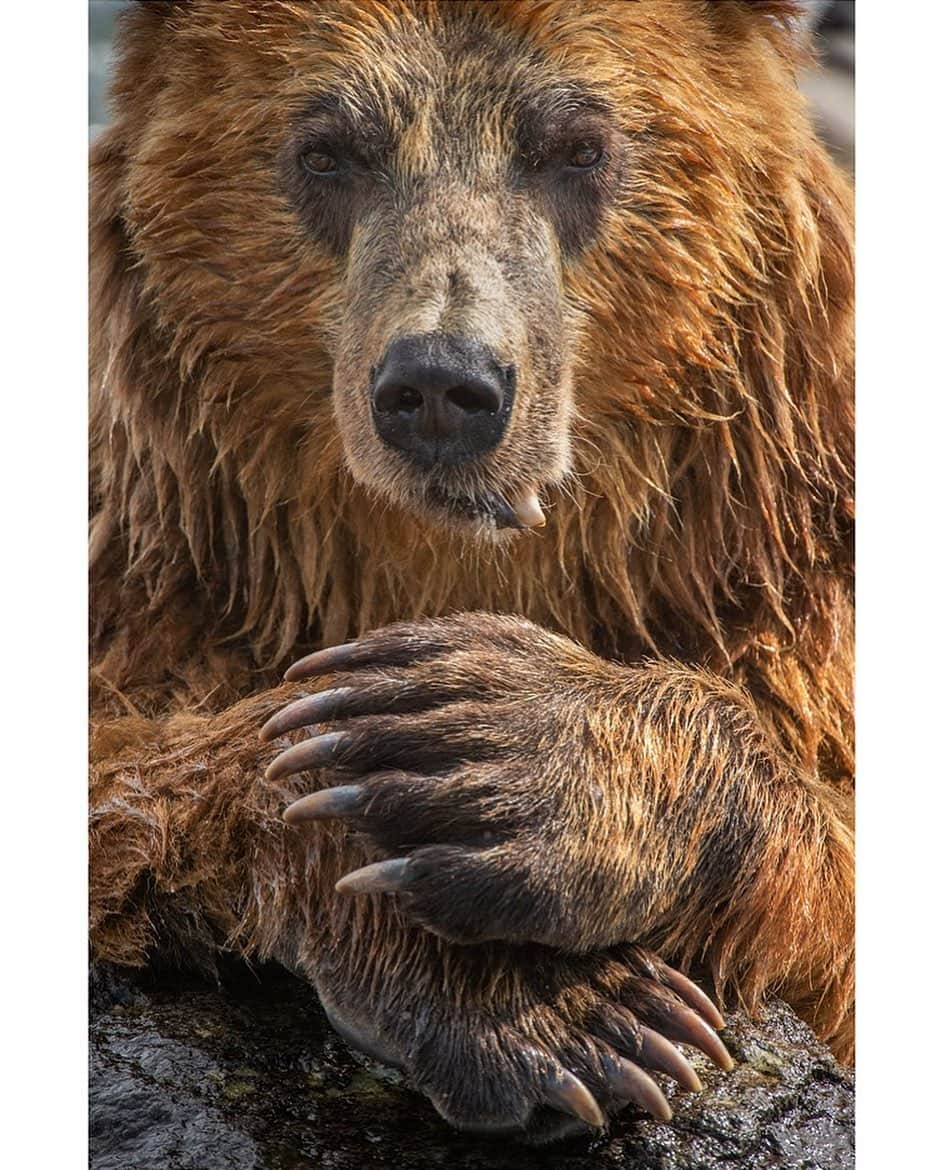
[300,148,340,176]
[566,142,604,171]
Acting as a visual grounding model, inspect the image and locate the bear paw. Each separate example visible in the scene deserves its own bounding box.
[313,941,732,1143]
[262,613,648,951]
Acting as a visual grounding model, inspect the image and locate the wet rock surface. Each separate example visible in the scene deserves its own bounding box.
[90,963,854,1170]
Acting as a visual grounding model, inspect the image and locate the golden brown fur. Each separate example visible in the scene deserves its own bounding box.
[90,0,853,1139]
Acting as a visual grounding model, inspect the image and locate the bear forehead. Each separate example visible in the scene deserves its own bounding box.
[142,1,659,182]
[153,0,678,100]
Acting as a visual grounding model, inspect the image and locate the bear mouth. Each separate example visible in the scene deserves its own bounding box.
[424,485,547,532]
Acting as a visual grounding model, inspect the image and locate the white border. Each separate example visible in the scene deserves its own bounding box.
[856,0,934,1163]
[4,0,936,1165]
[5,2,89,1166]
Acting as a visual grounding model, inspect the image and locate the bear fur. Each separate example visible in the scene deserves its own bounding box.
[90,0,853,1140]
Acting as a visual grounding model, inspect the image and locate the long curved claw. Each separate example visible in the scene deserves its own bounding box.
[638,1028,703,1091]
[544,1071,605,1129]
[660,964,726,1031]
[335,858,411,895]
[284,642,360,682]
[264,731,345,781]
[260,688,354,741]
[602,1055,672,1121]
[283,785,364,824]
[654,1005,734,1072]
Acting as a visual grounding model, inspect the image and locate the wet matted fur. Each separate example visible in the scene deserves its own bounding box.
[90,0,853,1140]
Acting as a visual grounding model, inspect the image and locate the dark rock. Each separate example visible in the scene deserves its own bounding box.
[89,964,854,1170]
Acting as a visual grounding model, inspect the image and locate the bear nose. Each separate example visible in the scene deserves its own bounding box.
[371,334,514,466]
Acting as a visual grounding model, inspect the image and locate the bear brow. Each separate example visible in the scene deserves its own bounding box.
[512,83,615,165]
[299,87,410,144]
[515,83,615,136]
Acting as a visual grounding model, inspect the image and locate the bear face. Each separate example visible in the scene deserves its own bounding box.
[279,49,608,528]
[109,0,824,538]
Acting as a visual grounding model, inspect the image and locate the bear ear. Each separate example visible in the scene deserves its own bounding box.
[739,0,804,18]
[130,0,185,10]
[122,0,187,32]
[705,0,808,36]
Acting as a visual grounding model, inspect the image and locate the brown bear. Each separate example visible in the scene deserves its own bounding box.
[90,0,854,1143]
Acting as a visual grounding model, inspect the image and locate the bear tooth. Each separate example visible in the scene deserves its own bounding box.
[512,489,546,528]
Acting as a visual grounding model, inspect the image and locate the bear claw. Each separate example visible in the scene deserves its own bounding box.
[659,963,726,1031]
[652,1004,733,1072]
[264,731,346,781]
[282,784,364,823]
[636,1029,703,1091]
[544,1071,605,1128]
[335,857,411,895]
[600,1054,672,1121]
[282,640,366,681]
[259,688,355,741]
